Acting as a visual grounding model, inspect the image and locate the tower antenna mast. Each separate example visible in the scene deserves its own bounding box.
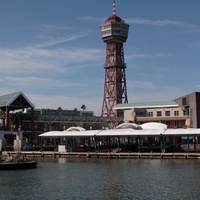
[113,0,116,16]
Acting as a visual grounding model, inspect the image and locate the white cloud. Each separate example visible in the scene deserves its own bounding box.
[125,18,185,26]
[79,16,194,27]
[125,17,200,32]
[28,23,95,48]
[128,87,187,103]
[0,40,104,114]
[33,32,89,48]
[30,24,72,31]
[0,46,103,76]
[126,53,174,61]
[128,81,156,89]
[27,93,102,115]
[196,85,200,89]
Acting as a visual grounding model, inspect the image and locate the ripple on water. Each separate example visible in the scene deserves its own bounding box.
[0,158,200,200]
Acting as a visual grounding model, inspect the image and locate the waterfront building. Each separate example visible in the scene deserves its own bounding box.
[1,91,200,153]
[0,91,122,150]
[114,92,200,129]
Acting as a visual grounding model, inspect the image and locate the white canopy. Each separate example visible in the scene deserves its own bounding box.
[40,130,98,138]
[116,123,142,130]
[140,122,167,130]
[39,122,200,138]
[95,129,162,137]
[66,126,86,131]
[39,128,200,138]
[163,128,200,136]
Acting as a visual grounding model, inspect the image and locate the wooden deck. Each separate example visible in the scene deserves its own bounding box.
[4,151,200,159]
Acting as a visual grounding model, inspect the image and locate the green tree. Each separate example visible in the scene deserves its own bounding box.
[81,105,86,111]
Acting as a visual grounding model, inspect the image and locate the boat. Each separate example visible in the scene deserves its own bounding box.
[0,152,37,170]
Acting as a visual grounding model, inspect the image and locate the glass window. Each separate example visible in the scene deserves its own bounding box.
[182,97,189,106]
[157,111,162,117]
[174,111,179,116]
[165,111,170,116]
[183,109,189,116]
[148,112,153,117]
[175,121,179,126]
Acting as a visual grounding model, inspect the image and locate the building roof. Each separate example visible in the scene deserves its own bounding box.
[106,15,123,22]
[39,127,200,138]
[140,122,167,130]
[114,101,178,110]
[39,122,200,138]
[0,91,34,111]
[116,123,142,130]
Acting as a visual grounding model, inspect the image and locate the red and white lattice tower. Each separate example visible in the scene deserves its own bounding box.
[100,0,129,117]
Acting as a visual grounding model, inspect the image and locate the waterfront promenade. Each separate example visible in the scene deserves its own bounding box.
[3,151,200,159]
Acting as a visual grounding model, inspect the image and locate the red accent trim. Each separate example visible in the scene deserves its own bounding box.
[5,107,9,129]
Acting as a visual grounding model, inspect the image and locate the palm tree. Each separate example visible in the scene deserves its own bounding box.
[81,105,86,111]
[57,106,62,111]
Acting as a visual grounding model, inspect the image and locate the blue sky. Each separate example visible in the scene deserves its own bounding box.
[0,0,200,115]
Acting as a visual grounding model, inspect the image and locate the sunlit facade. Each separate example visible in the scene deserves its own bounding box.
[115,92,200,128]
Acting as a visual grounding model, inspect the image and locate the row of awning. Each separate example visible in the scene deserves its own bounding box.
[39,122,200,138]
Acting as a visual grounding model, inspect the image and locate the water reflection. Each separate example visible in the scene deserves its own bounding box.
[1,158,200,200]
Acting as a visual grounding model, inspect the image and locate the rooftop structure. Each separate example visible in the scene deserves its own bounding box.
[0,91,34,131]
[114,101,178,109]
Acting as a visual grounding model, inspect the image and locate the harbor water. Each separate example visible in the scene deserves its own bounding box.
[0,157,200,200]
